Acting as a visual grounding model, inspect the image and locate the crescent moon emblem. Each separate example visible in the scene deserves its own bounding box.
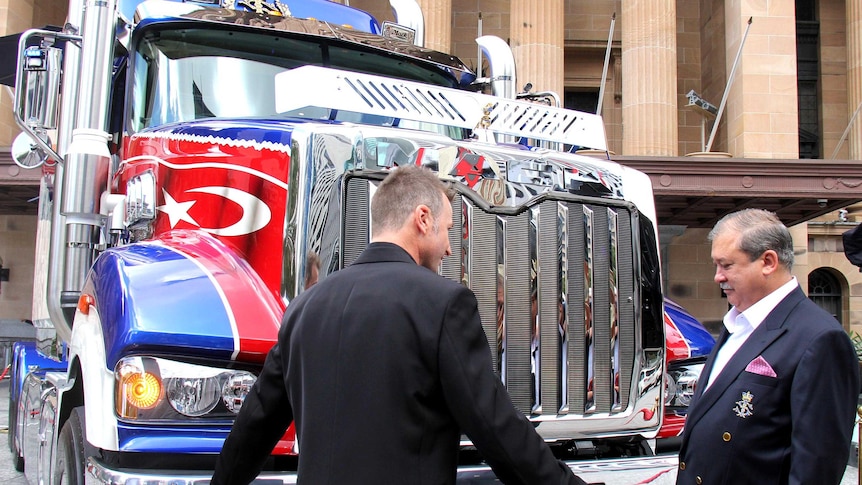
[187,186,272,237]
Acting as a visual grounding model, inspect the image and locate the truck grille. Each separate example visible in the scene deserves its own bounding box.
[343,178,638,418]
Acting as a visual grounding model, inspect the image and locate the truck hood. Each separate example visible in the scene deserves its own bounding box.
[87,229,284,368]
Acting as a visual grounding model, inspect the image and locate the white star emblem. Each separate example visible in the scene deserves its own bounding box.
[156,189,200,228]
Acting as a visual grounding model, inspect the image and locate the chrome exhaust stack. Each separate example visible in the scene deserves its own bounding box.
[476,35,516,100]
[49,0,117,341]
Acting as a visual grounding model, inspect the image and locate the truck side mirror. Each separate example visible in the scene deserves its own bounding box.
[19,45,61,131]
[13,29,78,166]
[12,131,50,169]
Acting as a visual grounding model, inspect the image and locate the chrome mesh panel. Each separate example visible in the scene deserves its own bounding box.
[342,180,370,267]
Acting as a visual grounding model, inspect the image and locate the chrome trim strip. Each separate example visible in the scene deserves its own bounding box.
[608,209,621,411]
[529,206,541,415]
[457,455,679,479]
[367,180,376,246]
[496,215,507,385]
[87,454,681,484]
[557,201,569,414]
[461,201,471,288]
[583,206,595,413]
[87,457,298,484]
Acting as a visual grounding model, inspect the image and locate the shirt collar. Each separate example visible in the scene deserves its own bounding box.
[723,276,798,334]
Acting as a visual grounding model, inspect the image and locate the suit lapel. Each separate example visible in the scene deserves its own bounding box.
[682,288,804,433]
[679,329,729,446]
[693,329,728,402]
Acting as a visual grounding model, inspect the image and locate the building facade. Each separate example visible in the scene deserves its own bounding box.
[1,0,861,335]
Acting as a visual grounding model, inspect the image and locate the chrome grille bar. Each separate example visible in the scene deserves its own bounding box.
[529,207,541,414]
[557,202,569,414]
[583,206,596,413]
[496,215,508,385]
[609,209,621,411]
[459,201,471,287]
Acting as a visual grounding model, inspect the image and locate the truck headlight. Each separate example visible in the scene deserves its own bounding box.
[222,371,256,413]
[664,358,706,408]
[165,376,221,417]
[115,356,257,421]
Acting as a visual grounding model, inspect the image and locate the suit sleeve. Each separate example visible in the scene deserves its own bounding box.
[789,327,860,485]
[211,323,295,485]
[437,286,585,485]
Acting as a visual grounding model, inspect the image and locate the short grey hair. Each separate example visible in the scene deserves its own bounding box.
[371,165,454,236]
[708,208,794,270]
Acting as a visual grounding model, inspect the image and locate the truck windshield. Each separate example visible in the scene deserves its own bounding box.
[130,27,463,135]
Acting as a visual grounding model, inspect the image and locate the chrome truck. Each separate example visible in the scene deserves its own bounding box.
[5,0,667,483]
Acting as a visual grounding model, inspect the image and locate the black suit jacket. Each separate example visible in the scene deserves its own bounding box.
[213,243,581,484]
[677,287,859,485]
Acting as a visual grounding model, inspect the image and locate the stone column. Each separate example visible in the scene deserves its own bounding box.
[620,0,678,156]
[848,0,862,159]
[0,0,35,146]
[509,0,564,99]
[416,0,451,54]
[721,0,798,158]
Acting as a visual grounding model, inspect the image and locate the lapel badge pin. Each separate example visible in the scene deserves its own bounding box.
[733,391,754,418]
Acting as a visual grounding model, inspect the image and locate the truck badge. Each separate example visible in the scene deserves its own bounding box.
[225,0,291,17]
[733,391,754,418]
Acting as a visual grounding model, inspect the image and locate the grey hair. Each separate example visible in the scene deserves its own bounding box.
[708,208,794,270]
[371,165,454,236]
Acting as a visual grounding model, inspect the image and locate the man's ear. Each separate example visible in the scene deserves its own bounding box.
[761,249,780,275]
[414,204,432,235]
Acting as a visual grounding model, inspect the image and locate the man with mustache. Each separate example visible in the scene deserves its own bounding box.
[676,209,859,485]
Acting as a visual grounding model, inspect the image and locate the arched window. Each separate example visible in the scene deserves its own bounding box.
[808,269,842,323]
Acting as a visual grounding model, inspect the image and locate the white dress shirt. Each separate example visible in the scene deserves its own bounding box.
[704,276,798,391]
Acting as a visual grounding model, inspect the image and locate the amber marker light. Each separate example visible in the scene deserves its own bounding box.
[77,294,94,315]
[121,371,161,410]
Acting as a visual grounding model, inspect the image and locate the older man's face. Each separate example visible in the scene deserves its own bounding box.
[711,231,770,312]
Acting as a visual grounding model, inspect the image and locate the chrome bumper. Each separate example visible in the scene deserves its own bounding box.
[86,458,298,484]
[86,455,680,484]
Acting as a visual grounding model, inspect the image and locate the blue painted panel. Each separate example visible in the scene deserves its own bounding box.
[665,299,715,358]
[117,421,232,453]
[88,242,236,368]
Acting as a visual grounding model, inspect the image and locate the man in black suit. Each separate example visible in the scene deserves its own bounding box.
[677,209,859,485]
[212,165,584,484]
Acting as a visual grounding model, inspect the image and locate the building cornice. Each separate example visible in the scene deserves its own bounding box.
[612,155,862,228]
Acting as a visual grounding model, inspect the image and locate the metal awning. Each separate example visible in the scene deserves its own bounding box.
[615,155,862,228]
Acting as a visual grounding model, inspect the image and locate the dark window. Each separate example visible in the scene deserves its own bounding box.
[808,268,842,323]
[796,0,820,158]
[796,0,816,21]
[564,89,600,115]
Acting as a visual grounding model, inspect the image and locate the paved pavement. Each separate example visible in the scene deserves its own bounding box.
[0,376,856,484]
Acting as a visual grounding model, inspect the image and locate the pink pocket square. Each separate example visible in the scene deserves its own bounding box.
[745,355,777,378]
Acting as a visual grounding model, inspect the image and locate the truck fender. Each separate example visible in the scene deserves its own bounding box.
[61,297,119,452]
